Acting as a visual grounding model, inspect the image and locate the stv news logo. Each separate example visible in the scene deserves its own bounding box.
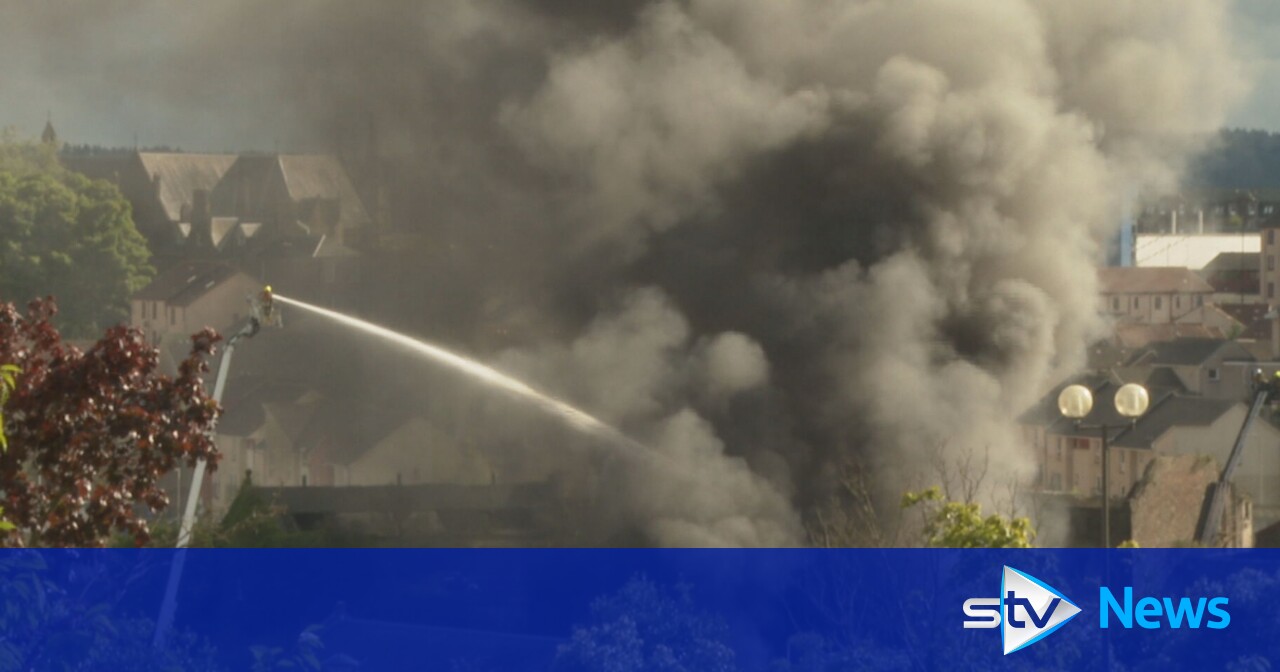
[962,566,1081,655]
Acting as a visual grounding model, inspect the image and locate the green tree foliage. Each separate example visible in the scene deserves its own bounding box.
[0,131,152,336]
[0,553,223,671]
[901,487,1034,548]
[554,577,736,672]
[0,364,16,452]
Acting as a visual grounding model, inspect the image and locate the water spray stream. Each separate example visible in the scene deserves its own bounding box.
[274,295,640,448]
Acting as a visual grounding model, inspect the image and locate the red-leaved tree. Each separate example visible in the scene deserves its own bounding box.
[0,297,221,547]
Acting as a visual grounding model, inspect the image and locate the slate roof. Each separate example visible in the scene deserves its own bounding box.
[217,376,316,437]
[1125,337,1254,367]
[211,154,370,233]
[1113,323,1225,349]
[1098,267,1214,294]
[1219,303,1274,340]
[1022,377,1244,449]
[1111,396,1239,448]
[1201,252,1260,275]
[137,153,236,222]
[132,261,247,306]
[278,155,371,230]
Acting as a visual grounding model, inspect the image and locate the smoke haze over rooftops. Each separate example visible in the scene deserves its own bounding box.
[0,0,1250,545]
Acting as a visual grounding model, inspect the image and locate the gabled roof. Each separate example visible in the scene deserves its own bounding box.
[1201,252,1259,275]
[1219,303,1273,340]
[1112,395,1239,448]
[1125,337,1254,367]
[1113,323,1225,349]
[218,377,316,437]
[137,153,236,221]
[1098,267,1214,294]
[132,261,249,307]
[1021,377,1241,449]
[293,398,404,465]
[210,217,240,249]
[278,155,370,229]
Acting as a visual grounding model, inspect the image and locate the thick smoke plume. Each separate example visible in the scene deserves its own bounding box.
[3,0,1246,545]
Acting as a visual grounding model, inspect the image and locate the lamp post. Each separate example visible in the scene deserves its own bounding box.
[1057,382,1150,548]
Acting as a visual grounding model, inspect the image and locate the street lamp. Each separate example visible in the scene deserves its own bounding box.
[1057,382,1150,547]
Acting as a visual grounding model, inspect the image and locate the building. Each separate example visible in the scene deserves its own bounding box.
[1260,224,1280,302]
[130,261,260,345]
[63,151,372,259]
[1022,377,1280,530]
[345,417,496,487]
[1137,189,1280,235]
[1127,454,1252,548]
[1098,267,1215,325]
[1134,233,1260,270]
[1118,337,1255,397]
[1200,251,1261,296]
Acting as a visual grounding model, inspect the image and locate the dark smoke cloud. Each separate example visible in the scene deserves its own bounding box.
[1,0,1247,545]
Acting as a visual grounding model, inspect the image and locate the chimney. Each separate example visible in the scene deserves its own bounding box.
[1199,209,1205,233]
[1171,210,1178,234]
[192,189,211,224]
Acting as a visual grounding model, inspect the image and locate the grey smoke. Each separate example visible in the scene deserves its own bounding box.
[0,0,1247,545]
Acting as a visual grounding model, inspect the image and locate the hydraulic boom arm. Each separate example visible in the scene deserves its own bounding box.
[1198,387,1269,546]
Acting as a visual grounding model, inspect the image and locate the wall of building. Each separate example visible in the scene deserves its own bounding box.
[1156,406,1280,527]
[178,273,261,338]
[347,418,494,487]
[1036,431,1152,500]
[1135,233,1260,269]
[1100,292,1207,325]
[1264,228,1280,301]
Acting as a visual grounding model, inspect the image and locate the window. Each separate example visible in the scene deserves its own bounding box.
[1209,368,1221,381]
[1050,474,1062,490]
[1269,283,1275,299]
[169,307,175,326]
[1111,297,1120,311]
[1133,297,1140,309]
[1270,256,1276,271]
[1270,229,1277,244]
[1119,456,1127,474]
[1175,296,1181,309]
[1096,476,1102,493]
[1154,296,1162,310]
[1196,295,1204,307]
[1267,206,1275,216]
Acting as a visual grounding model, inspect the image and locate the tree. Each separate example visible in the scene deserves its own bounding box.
[553,576,736,672]
[0,363,16,451]
[0,132,153,336]
[0,552,223,671]
[901,487,1034,548]
[0,297,221,547]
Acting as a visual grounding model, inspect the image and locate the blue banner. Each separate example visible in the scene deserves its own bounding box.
[0,549,1276,671]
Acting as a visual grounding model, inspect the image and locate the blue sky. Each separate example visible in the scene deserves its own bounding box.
[1230,0,1280,130]
[2,1,1279,148]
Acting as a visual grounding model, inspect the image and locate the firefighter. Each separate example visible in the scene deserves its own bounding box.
[259,285,274,320]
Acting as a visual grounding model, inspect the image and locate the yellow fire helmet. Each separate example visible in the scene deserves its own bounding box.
[263,285,272,294]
